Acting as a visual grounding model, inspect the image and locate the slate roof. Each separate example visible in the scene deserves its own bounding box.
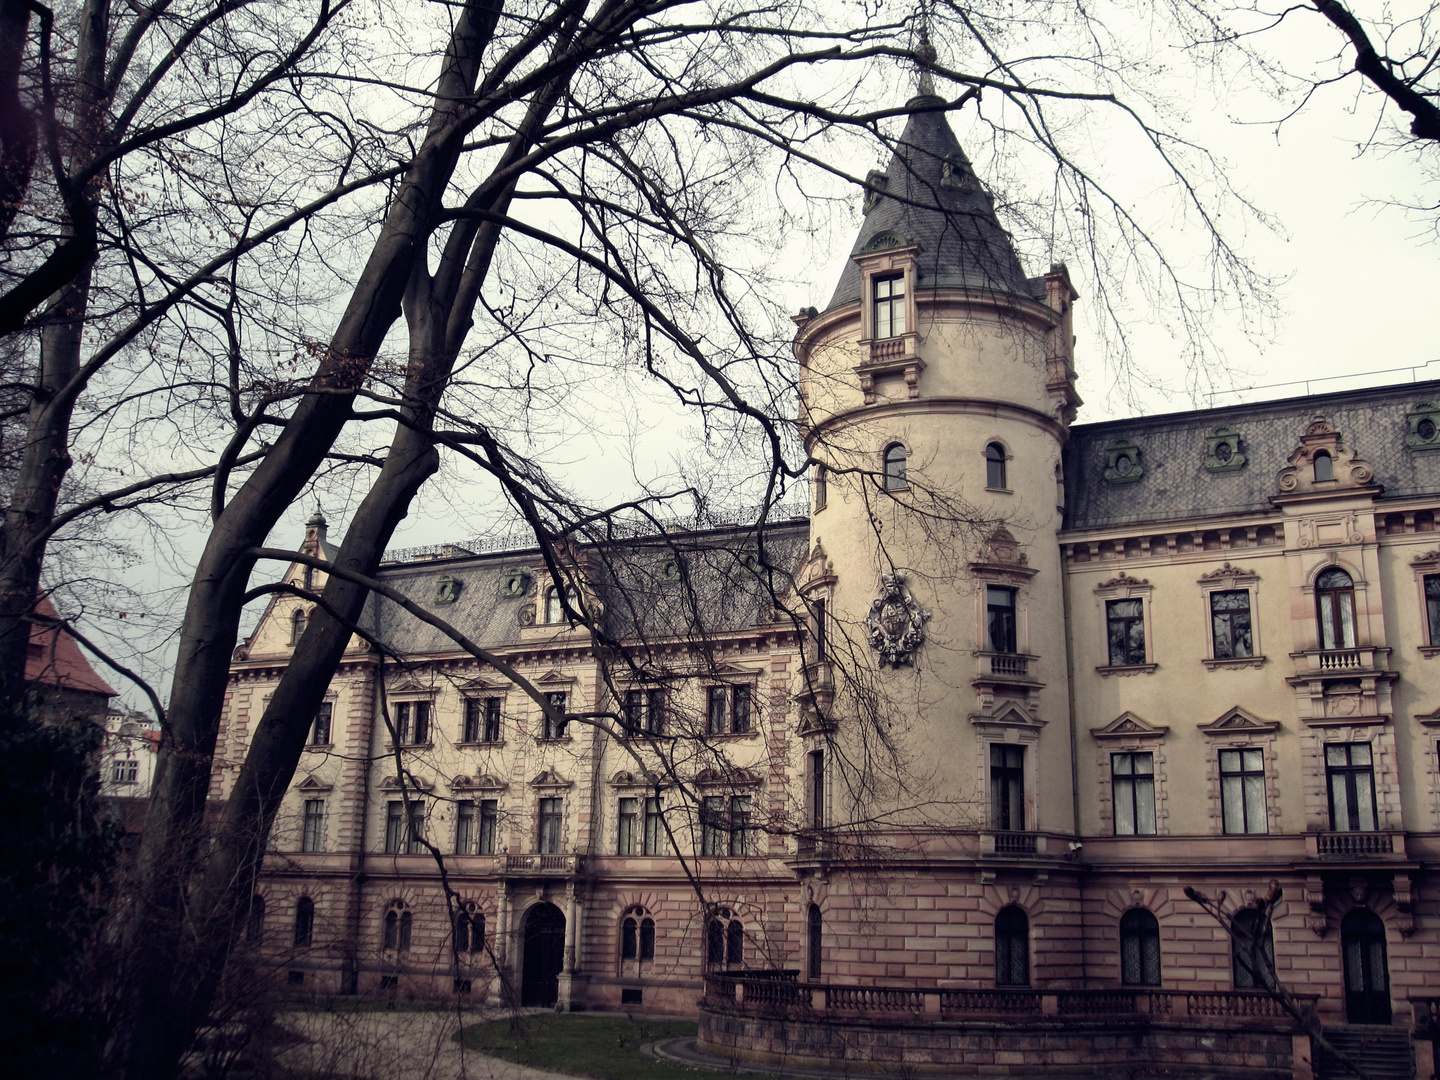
[827,95,1039,311]
[1063,380,1440,531]
[366,521,810,656]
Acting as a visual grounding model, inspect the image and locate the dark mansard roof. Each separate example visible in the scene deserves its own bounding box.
[827,95,1041,311]
[362,521,810,656]
[1063,380,1440,531]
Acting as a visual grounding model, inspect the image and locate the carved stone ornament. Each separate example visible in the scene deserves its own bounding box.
[864,573,931,667]
[434,575,462,605]
[1276,415,1373,494]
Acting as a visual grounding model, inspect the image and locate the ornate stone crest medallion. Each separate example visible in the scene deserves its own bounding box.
[864,573,930,667]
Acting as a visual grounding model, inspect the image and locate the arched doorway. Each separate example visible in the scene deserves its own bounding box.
[521,902,566,1007]
[1340,909,1391,1024]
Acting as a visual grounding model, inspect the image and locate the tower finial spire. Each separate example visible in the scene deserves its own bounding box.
[914,0,937,97]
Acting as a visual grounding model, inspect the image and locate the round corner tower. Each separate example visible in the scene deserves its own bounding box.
[791,93,1082,848]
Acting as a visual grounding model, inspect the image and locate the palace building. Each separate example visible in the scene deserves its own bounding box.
[216,92,1439,1078]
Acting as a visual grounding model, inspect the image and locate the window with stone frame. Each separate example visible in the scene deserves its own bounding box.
[873,273,906,338]
[1231,909,1275,990]
[301,798,325,852]
[989,744,1025,832]
[542,691,568,740]
[382,901,411,951]
[994,906,1030,987]
[310,701,333,745]
[705,909,745,968]
[293,897,314,948]
[641,796,665,855]
[463,697,503,743]
[537,796,564,853]
[1425,575,1440,647]
[623,688,665,736]
[1110,752,1156,836]
[617,796,639,855]
[1315,567,1357,650]
[1218,748,1268,834]
[1325,743,1378,831]
[985,442,1008,490]
[620,907,656,967]
[705,684,752,735]
[987,586,1017,654]
[700,796,726,856]
[883,443,907,490]
[1106,599,1146,666]
[1119,909,1161,986]
[393,700,431,745]
[1210,590,1253,659]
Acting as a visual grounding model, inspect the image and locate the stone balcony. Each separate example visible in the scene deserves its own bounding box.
[973,652,1043,691]
[495,853,584,878]
[1306,830,1407,861]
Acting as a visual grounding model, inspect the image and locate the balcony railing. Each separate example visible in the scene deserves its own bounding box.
[990,831,1039,855]
[498,853,583,874]
[1313,831,1397,857]
[975,652,1039,683]
[703,977,1310,1028]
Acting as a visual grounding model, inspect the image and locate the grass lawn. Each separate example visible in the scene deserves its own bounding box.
[459,1012,781,1080]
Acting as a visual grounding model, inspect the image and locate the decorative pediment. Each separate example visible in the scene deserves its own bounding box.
[608,768,661,788]
[1410,549,1440,568]
[970,529,1037,581]
[1090,711,1169,741]
[796,539,836,593]
[709,662,759,679]
[537,669,574,685]
[1198,561,1259,583]
[860,229,915,253]
[1198,706,1280,736]
[970,702,1045,730]
[1276,414,1374,495]
[1414,705,1440,727]
[694,766,762,787]
[452,773,506,791]
[1095,574,1148,591]
[388,679,427,694]
[379,774,432,791]
[529,768,572,789]
[296,774,333,792]
[459,676,498,691]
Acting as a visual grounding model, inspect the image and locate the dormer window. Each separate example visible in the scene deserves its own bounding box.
[873,274,906,339]
[1313,450,1333,482]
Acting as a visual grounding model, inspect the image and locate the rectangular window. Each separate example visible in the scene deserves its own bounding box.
[311,702,333,745]
[814,599,827,662]
[1326,743,1378,832]
[1210,590,1253,659]
[642,797,665,855]
[1426,575,1440,645]
[463,698,500,743]
[987,587,1017,654]
[623,689,665,735]
[1106,599,1147,666]
[707,687,728,735]
[873,274,906,338]
[729,795,754,856]
[701,796,725,856]
[394,701,431,744]
[483,698,502,742]
[456,801,476,854]
[302,798,325,852]
[478,799,498,855]
[814,465,827,512]
[810,750,825,829]
[463,699,480,743]
[538,797,563,854]
[406,800,427,854]
[732,685,751,734]
[617,796,638,855]
[384,801,404,853]
[1219,748,1268,834]
[1111,752,1156,836]
[990,744,1025,831]
[543,691,567,740]
[112,758,138,784]
[624,690,645,733]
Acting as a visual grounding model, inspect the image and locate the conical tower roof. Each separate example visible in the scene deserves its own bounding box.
[827,96,1036,310]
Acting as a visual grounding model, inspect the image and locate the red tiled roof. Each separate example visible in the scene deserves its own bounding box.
[25,597,118,697]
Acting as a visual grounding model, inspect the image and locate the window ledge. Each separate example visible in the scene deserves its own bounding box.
[385,741,435,751]
[985,486,1013,494]
[1096,663,1157,677]
[1201,655,1266,671]
[457,740,506,749]
[535,736,574,744]
[1419,646,1440,658]
[304,742,334,751]
[701,731,760,741]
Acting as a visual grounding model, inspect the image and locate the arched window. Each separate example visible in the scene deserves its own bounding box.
[808,904,823,980]
[1231,909,1275,990]
[994,906,1029,987]
[545,585,580,624]
[1119,909,1161,986]
[454,903,483,954]
[726,920,744,967]
[383,901,411,951]
[706,919,724,965]
[985,443,1007,490]
[1341,908,1391,1024]
[1316,568,1357,650]
[470,911,485,953]
[622,917,638,960]
[640,917,655,960]
[245,895,266,943]
[883,444,907,490]
[290,608,308,645]
[1313,450,1334,482]
[293,897,314,948]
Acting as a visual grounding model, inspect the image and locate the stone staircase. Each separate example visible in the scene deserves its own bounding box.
[1315,1027,1416,1080]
